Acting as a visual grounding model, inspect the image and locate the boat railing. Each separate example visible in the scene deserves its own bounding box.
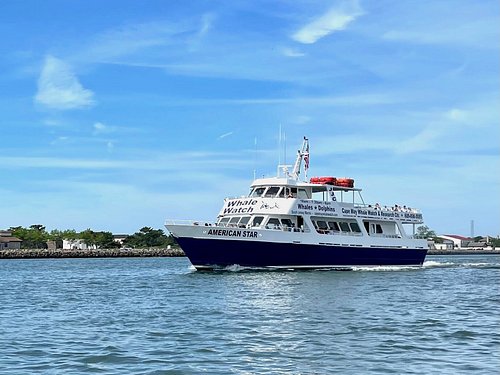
[354,204,421,214]
[165,219,216,227]
[314,230,363,237]
[369,233,402,239]
[263,224,310,233]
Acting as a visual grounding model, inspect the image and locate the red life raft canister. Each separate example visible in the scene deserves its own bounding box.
[336,178,355,188]
[310,176,337,185]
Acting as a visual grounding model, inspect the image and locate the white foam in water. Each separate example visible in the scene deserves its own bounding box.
[224,264,247,272]
[462,262,500,269]
[351,265,422,272]
[423,260,455,268]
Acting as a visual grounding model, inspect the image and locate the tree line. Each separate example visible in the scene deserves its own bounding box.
[8,225,177,249]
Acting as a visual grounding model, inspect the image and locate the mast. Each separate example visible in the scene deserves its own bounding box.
[291,137,309,181]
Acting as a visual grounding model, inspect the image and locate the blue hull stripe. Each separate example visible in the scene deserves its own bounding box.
[176,237,428,268]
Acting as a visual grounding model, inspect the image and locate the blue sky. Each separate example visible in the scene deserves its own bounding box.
[1,0,499,236]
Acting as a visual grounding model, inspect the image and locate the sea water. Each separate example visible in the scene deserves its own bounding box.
[0,255,499,374]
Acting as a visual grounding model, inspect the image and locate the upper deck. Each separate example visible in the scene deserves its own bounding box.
[218,137,423,225]
[221,177,423,224]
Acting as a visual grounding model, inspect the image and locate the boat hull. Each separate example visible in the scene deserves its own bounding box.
[175,236,428,270]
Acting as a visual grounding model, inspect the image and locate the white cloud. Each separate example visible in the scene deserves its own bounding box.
[35,55,95,110]
[292,0,364,44]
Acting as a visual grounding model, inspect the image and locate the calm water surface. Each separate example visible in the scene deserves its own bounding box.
[0,255,499,374]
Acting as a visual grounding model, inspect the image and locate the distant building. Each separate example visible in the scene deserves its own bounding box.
[62,239,97,250]
[0,230,22,250]
[113,234,128,246]
[46,240,58,251]
[430,240,454,250]
[467,240,487,249]
[438,235,471,248]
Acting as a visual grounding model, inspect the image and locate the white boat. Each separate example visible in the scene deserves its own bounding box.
[165,137,428,270]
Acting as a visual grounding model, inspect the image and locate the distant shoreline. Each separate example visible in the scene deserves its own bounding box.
[0,247,185,259]
[1,247,499,259]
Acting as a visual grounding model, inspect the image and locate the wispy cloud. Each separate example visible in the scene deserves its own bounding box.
[76,17,211,64]
[281,47,305,58]
[383,24,500,49]
[292,0,364,44]
[199,13,215,37]
[170,93,400,107]
[79,22,180,62]
[0,150,254,171]
[218,131,234,140]
[35,55,95,110]
[93,122,115,135]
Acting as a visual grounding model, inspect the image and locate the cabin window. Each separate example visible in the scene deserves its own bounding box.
[364,221,384,235]
[281,218,293,228]
[364,221,370,233]
[298,189,309,199]
[218,217,230,226]
[350,222,362,233]
[278,188,286,198]
[339,222,351,232]
[251,187,266,197]
[265,186,281,197]
[328,221,340,231]
[290,187,298,198]
[266,218,281,229]
[228,217,240,226]
[239,216,251,227]
[316,220,328,230]
[251,216,264,227]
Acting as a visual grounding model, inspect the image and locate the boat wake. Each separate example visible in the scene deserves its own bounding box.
[188,259,500,273]
[353,260,500,272]
[423,260,500,270]
[351,265,422,272]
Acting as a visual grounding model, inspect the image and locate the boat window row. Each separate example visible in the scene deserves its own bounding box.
[265,217,297,231]
[217,215,265,228]
[363,221,401,238]
[312,218,362,235]
[249,186,310,199]
[217,215,301,231]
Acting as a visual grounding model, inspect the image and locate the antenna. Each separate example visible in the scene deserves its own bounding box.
[253,137,257,180]
[278,124,282,167]
[283,130,287,168]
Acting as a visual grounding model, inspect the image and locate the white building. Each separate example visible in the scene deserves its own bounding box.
[62,239,97,250]
[437,235,471,248]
